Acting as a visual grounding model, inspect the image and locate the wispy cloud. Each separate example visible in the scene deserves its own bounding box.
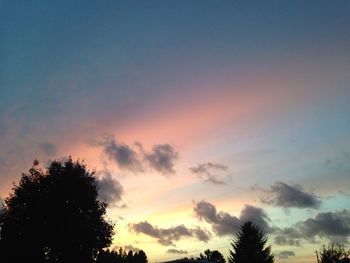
[167,249,188,254]
[38,142,57,156]
[277,250,295,259]
[190,162,228,185]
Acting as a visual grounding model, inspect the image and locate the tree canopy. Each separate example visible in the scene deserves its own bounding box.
[97,248,148,263]
[199,249,225,263]
[228,221,274,263]
[0,158,114,263]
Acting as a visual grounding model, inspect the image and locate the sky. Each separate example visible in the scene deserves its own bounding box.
[1,1,350,262]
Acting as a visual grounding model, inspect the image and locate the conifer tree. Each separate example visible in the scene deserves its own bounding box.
[228,221,274,263]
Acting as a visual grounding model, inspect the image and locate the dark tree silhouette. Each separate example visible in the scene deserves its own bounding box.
[316,243,350,263]
[96,248,148,263]
[199,249,225,263]
[228,221,274,263]
[0,158,114,263]
[134,250,148,263]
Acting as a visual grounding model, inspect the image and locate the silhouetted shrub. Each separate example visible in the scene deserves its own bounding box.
[316,243,350,263]
[199,249,225,263]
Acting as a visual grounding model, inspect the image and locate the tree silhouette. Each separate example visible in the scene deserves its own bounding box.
[0,158,114,263]
[199,249,225,263]
[96,248,148,263]
[228,221,274,263]
[134,250,148,263]
[316,243,350,263]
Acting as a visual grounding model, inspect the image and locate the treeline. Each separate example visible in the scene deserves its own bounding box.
[97,248,147,263]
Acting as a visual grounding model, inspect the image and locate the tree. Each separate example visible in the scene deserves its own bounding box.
[96,248,148,263]
[199,249,225,263]
[228,221,274,263]
[316,243,350,263]
[134,250,148,263]
[0,158,114,263]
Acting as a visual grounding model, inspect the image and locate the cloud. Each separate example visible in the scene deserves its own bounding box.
[193,200,271,236]
[274,235,300,246]
[97,171,124,205]
[167,249,188,254]
[128,221,210,246]
[124,245,141,253]
[297,210,350,242]
[239,205,271,233]
[275,210,350,245]
[101,137,143,172]
[277,250,295,259]
[260,182,321,209]
[39,142,57,156]
[144,144,178,174]
[96,138,179,175]
[190,162,228,185]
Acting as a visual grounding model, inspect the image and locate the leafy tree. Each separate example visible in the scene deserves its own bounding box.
[97,249,120,263]
[134,250,148,263]
[316,243,350,263]
[228,221,274,263]
[199,249,225,263]
[0,158,114,263]
[126,250,134,263]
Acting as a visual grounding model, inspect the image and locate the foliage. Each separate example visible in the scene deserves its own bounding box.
[316,243,350,263]
[228,221,274,263]
[97,247,148,263]
[199,249,225,263]
[0,158,114,263]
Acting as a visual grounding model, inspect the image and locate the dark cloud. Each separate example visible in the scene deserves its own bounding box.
[275,210,350,245]
[260,182,321,209]
[96,137,180,175]
[297,210,350,242]
[39,142,57,156]
[193,200,271,236]
[144,144,178,174]
[277,250,295,259]
[192,226,211,242]
[97,171,124,205]
[128,221,210,246]
[124,245,140,253]
[190,162,228,185]
[274,235,300,246]
[101,137,143,172]
[167,249,188,254]
[239,205,271,233]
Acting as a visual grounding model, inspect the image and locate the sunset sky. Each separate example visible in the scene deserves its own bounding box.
[1,1,350,262]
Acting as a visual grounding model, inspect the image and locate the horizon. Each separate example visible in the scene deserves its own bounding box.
[1,1,350,262]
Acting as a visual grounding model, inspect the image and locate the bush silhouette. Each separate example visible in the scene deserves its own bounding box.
[316,243,350,263]
[228,221,274,263]
[199,249,225,263]
[0,158,114,263]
